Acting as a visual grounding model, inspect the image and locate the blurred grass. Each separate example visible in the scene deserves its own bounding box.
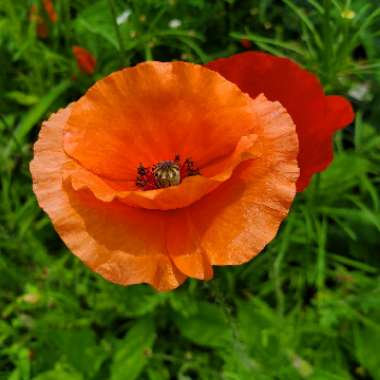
[0,0,380,379]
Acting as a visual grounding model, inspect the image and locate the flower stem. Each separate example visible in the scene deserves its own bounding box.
[273,217,294,316]
[144,44,153,61]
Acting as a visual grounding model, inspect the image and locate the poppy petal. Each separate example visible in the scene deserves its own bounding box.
[63,61,257,181]
[295,95,354,190]
[63,132,260,210]
[206,52,354,191]
[326,95,355,131]
[185,95,299,265]
[43,0,58,23]
[166,211,213,280]
[72,46,96,75]
[30,107,185,290]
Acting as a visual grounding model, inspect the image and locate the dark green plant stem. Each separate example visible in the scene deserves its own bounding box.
[316,216,327,292]
[107,0,127,67]
[273,218,294,316]
[144,44,153,60]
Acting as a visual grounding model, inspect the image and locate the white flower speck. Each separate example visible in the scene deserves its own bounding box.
[117,9,131,25]
[169,19,181,28]
[349,82,371,101]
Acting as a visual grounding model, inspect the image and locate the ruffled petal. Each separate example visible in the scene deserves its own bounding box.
[326,95,355,131]
[181,95,299,266]
[63,61,258,181]
[30,106,185,291]
[63,132,260,210]
[206,52,354,191]
[166,210,213,280]
[296,95,354,190]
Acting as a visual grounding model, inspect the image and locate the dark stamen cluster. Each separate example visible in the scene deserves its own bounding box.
[136,154,200,190]
[136,164,156,190]
[183,158,200,177]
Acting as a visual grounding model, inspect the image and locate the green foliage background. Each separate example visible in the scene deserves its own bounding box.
[1,0,380,379]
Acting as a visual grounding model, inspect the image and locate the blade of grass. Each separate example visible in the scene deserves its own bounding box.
[3,80,71,159]
[329,253,378,274]
[230,32,306,56]
[282,0,323,48]
[316,217,328,291]
[107,0,127,66]
[273,217,294,315]
[307,0,324,13]
[176,36,210,63]
[349,7,380,50]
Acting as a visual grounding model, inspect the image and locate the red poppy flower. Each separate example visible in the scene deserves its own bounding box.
[30,4,49,39]
[43,0,57,23]
[72,46,96,75]
[240,39,252,49]
[206,52,354,191]
[31,62,299,290]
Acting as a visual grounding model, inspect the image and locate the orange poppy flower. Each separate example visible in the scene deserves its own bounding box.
[31,61,299,291]
[72,46,96,75]
[206,52,354,191]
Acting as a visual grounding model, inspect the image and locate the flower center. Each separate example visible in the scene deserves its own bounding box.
[154,160,181,188]
[136,155,200,190]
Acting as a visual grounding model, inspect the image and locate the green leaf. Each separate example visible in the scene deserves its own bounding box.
[111,318,156,380]
[354,325,380,380]
[169,288,199,317]
[32,363,83,380]
[54,328,106,377]
[94,285,166,317]
[147,367,170,380]
[74,0,119,49]
[319,153,371,191]
[173,301,231,348]
[7,348,31,380]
